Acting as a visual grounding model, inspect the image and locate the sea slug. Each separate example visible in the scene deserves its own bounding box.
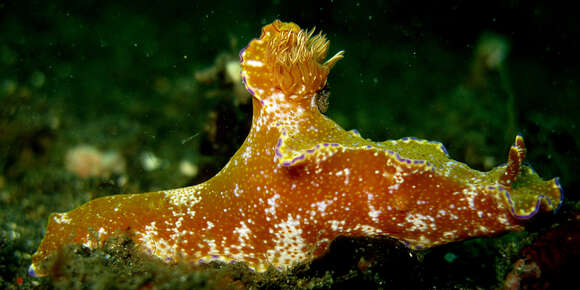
[30,20,563,276]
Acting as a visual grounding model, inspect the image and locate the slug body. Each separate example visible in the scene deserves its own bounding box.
[30,20,562,275]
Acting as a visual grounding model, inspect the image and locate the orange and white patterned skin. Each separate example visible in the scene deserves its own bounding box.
[30,20,562,276]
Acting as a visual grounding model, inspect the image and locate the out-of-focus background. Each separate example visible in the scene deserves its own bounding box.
[1,0,578,288]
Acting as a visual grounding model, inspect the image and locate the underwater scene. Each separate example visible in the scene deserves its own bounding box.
[1,1,578,289]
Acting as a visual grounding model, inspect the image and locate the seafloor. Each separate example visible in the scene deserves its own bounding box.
[1,1,579,289]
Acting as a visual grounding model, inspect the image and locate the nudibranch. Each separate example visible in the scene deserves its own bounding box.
[30,20,563,276]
